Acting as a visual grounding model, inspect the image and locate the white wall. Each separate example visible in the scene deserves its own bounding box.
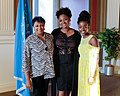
[0,36,15,93]
[102,0,120,73]
[106,0,119,28]
[0,0,15,93]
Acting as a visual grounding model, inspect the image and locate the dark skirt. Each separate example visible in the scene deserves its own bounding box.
[57,62,73,91]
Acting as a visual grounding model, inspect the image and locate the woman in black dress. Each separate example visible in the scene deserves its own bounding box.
[51,7,81,96]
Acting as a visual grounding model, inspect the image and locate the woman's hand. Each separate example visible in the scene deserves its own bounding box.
[88,77,94,85]
[25,72,32,90]
[26,78,32,90]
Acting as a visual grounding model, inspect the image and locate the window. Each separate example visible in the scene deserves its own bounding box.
[33,0,55,33]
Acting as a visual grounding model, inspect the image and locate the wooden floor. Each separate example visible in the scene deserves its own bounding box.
[0,84,51,96]
[1,74,120,96]
[100,74,120,96]
[0,91,17,96]
[0,91,32,96]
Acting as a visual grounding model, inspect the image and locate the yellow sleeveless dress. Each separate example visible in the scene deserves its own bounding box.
[78,35,100,96]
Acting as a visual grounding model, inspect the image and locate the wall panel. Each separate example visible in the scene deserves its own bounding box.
[0,0,15,93]
[0,0,14,35]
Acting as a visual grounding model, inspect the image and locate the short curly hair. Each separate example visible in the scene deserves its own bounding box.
[77,10,91,25]
[32,16,45,26]
[56,7,72,19]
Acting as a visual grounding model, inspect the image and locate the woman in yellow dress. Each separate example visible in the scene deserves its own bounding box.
[77,10,100,96]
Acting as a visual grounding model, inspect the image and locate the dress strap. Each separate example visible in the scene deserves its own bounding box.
[84,35,94,43]
[88,34,93,40]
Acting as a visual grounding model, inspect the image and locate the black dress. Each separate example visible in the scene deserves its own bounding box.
[51,28,81,96]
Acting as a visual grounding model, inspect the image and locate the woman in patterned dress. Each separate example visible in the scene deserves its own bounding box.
[22,16,55,96]
[77,10,100,96]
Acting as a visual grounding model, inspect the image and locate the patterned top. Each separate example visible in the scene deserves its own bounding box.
[22,33,55,79]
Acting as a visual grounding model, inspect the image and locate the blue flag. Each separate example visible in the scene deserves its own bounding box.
[14,0,33,96]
